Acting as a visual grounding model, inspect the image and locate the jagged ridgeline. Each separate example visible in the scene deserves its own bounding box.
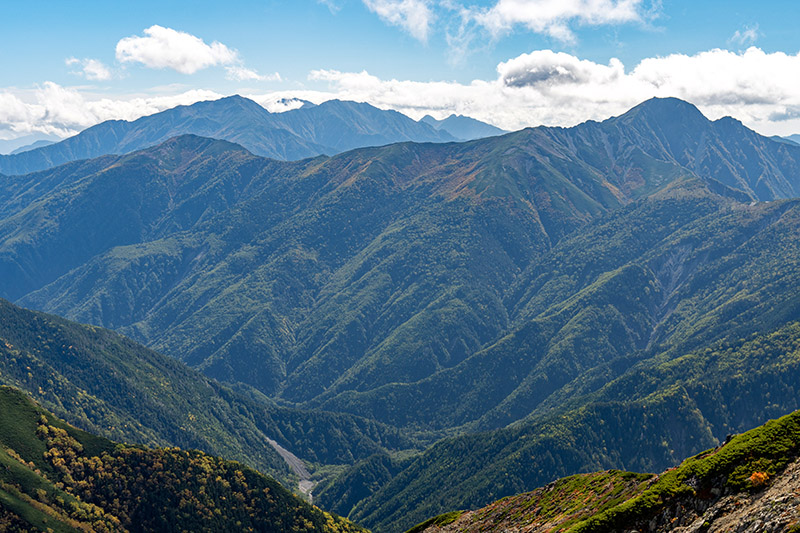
[0,96,458,176]
[409,408,800,532]
[0,386,366,532]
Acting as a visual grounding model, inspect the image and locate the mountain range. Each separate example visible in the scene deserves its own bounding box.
[0,96,469,176]
[3,96,800,531]
[0,297,418,493]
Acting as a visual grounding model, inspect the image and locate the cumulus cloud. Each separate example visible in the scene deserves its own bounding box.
[472,0,648,43]
[0,83,223,138]
[302,47,800,136]
[114,25,277,82]
[498,50,624,88]
[66,58,112,81]
[4,47,800,141]
[363,0,434,42]
[116,25,239,74]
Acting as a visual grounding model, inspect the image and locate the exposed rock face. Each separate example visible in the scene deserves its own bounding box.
[671,458,800,533]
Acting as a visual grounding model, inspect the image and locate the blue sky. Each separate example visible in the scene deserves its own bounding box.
[1,0,799,143]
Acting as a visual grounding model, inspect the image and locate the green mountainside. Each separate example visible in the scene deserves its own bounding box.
[4,98,799,414]
[340,315,800,531]
[4,97,800,531]
[0,386,366,532]
[0,298,416,490]
[410,407,800,532]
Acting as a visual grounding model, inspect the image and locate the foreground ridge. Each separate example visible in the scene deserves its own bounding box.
[0,385,367,533]
[411,408,800,532]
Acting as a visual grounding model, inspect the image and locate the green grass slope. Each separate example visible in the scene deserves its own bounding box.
[0,386,367,532]
[411,407,800,532]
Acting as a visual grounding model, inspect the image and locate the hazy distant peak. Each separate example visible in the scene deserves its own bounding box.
[783,134,800,146]
[419,113,507,140]
[9,139,56,155]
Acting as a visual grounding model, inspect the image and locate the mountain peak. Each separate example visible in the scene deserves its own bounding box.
[188,94,267,113]
[617,96,708,125]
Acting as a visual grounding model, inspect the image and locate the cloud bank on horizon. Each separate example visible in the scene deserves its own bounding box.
[1,0,798,140]
[3,46,800,140]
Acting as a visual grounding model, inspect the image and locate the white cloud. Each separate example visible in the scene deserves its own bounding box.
[317,0,342,13]
[472,0,647,43]
[363,0,434,42]
[4,47,800,142]
[66,57,112,81]
[116,25,238,74]
[225,66,281,82]
[301,47,800,136]
[0,83,223,138]
[729,24,760,47]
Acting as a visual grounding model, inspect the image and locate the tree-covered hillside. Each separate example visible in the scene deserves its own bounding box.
[0,386,366,532]
[0,298,417,490]
[340,318,800,531]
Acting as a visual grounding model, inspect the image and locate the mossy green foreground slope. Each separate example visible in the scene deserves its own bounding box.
[0,386,367,533]
[411,408,800,532]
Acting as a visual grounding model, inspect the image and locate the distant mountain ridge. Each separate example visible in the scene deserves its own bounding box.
[8,139,55,155]
[419,114,507,140]
[0,95,455,175]
[0,133,60,155]
[784,133,800,145]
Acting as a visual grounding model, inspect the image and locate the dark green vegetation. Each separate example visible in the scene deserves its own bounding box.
[0,298,414,489]
[4,97,800,531]
[0,96,454,175]
[0,386,366,532]
[348,314,800,531]
[410,408,800,532]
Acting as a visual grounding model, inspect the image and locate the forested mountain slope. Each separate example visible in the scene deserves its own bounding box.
[343,318,800,531]
[0,298,415,489]
[0,386,366,532]
[2,98,798,417]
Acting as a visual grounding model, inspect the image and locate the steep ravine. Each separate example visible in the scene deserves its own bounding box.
[267,437,317,503]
